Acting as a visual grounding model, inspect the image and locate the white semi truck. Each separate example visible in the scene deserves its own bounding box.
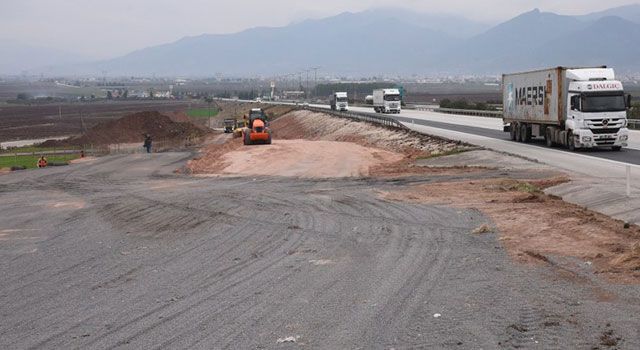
[330,92,349,111]
[503,66,631,151]
[373,89,401,114]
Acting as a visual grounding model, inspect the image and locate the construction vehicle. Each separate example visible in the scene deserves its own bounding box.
[242,108,272,145]
[233,119,245,138]
[223,118,236,133]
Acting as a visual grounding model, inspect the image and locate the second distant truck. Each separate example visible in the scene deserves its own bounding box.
[373,89,401,114]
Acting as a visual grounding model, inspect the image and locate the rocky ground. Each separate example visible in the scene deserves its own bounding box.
[1,108,640,349]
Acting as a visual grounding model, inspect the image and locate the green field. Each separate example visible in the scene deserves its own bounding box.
[0,145,79,154]
[0,154,80,169]
[187,108,219,118]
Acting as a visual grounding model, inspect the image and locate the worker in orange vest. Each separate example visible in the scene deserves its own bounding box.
[37,156,48,168]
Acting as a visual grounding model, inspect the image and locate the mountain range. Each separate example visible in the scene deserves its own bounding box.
[5,4,640,76]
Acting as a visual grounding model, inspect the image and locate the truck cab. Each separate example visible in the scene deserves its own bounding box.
[373,89,401,114]
[330,92,349,111]
[565,69,629,150]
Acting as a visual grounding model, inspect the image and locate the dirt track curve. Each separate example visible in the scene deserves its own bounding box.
[1,153,639,349]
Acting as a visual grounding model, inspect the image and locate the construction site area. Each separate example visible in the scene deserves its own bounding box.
[1,101,640,349]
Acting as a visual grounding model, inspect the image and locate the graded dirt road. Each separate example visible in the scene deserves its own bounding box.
[2,152,640,349]
[213,139,403,178]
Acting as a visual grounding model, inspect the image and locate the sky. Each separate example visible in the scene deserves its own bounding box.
[1,0,639,59]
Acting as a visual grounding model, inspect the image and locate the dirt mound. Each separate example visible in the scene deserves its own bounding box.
[42,111,207,146]
[188,136,244,174]
[271,110,465,156]
[611,243,640,271]
[188,109,467,178]
[384,177,640,282]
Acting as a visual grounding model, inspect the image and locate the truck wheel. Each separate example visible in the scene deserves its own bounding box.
[514,123,521,142]
[243,131,251,146]
[567,131,575,151]
[509,124,517,141]
[520,124,531,143]
[545,128,553,147]
[612,146,622,151]
[266,134,272,145]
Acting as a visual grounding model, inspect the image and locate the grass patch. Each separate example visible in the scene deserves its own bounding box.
[0,154,80,169]
[506,181,540,193]
[1,145,79,154]
[187,108,219,118]
[472,223,493,235]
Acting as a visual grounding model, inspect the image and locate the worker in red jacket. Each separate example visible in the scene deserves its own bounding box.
[37,156,48,168]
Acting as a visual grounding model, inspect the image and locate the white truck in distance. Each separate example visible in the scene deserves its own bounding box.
[503,66,631,151]
[330,92,349,111]
[373,89,401,114]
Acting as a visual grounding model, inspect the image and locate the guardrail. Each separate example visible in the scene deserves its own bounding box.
[434,108,503,118]
[410,105,437,111]
[304,106,407,130]
[433,108,640,129]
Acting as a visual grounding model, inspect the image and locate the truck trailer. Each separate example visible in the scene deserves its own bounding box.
[373,89,401,114]
[503,66,631,151]
[330,92,349,111]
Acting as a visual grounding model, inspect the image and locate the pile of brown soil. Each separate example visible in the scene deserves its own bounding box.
[42,111,208,146]
[267,110,474,177]
[187,109,465,177]
[271,110,466,156]
[188,137,243,174]
[384,177,640,282]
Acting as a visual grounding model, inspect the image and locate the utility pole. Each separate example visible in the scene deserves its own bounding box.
[79,106,86,133]
[306,69,310,97]
[101,70,108,86]
[310,66,320,98]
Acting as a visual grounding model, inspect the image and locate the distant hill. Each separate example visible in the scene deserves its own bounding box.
[357,8,492,38]
[19,4,640,76]
[534,16,640,69]
[76,12,462,76]
[435,8,640,73]
[579,4,640,24]
[435,9,589,72]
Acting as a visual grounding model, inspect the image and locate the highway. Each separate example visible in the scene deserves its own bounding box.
[239,97,640,167]
[301,103,640,224]
[342,105,640,162]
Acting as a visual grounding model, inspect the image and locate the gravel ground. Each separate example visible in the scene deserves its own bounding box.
[1,153,639,349]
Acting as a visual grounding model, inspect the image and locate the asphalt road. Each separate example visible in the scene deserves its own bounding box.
[341,105,640,166]
[2,153,640,349]
[395,115,640,165]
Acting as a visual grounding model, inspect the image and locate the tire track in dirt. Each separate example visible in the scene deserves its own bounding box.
[86,230,307,349]
[4,149,640,349]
